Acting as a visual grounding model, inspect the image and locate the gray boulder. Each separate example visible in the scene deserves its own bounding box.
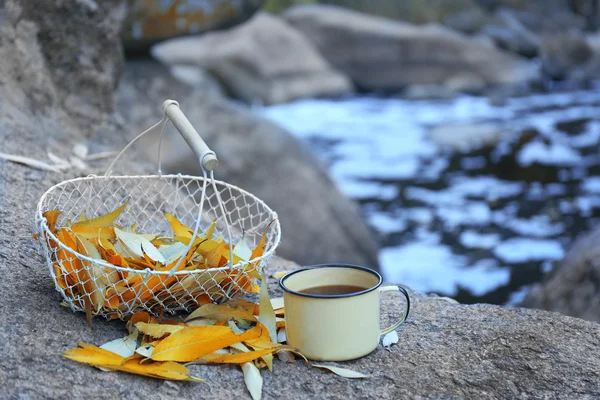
[151,12,353,105]
[4,255,600,398]
[540,33,596,80]
[283,4,538,94]
[522,226,600,323]
[479,8,541,58]
[117,60,380,270]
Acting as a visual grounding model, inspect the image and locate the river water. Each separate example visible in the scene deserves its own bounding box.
[260,87,600,305]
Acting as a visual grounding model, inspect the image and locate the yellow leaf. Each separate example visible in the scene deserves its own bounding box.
[185,304,257,323]
[197,347,277,364]
[271,270,290,279]
[165,213,193,238]
[135,322,185,338]
[103,356,203,382]
[43,209,61,232]
[151,325,262,362]
[63,343,125,367]
[204,239,226,268]
[74,203,127,228]
[71,225,116,240]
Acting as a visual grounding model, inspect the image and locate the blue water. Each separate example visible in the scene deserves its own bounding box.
[259,90,600,304]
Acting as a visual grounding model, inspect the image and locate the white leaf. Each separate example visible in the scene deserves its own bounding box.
[382,330,399,348]
[139,233,157,241]
[72,143,89,159]
[259,272,277,343]
[76,235,102,260]
[186,318,217,327]
[0,152,61,172]
[230,342,251,353]
[270,297,284,310]
[115,228,166,264]
[233,237,252,261]
[47,151,70,169]
[84,151,118,161]
[69,155,88,170]
[311,364,370,379]
[277,328,287,343]
[158,242,188,264]
[114,240,140,260]
[100,330,138,358]
[228,320,245,335]
[242,362,262,400]
[135,345,154,358]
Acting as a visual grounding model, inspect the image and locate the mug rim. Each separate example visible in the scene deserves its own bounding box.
[279,264,383,299]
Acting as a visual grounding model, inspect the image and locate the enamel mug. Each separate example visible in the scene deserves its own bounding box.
[280,264,410,361]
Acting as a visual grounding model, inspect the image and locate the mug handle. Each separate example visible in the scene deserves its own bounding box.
[379,285,411,336]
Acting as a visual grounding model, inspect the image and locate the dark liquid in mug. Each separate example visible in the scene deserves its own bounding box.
[299,285,367,296]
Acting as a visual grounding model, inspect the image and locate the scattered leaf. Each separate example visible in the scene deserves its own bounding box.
[242,362,262,400]
[151,325,262,362]
[271,271,289,279]
[136,322,185,338]
[74,203,127,228]
[185,304,257,323]
[115,228,166,264]
[382,330,399,348]
[100,330,138,358]
[259,272,277,343]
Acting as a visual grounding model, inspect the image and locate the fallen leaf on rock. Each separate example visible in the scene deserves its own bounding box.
[135,322,185,338]
[382,330,399,349]
[271,271,289,279]
[151,325,261,362]
[259,271,277,344]
[99,330,138,358]
[242,362,262,400]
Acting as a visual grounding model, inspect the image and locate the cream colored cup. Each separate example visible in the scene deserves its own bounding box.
[280,264,410,361]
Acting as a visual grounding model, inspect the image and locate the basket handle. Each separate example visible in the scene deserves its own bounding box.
[162,100,219,171]
[104,100,219,176]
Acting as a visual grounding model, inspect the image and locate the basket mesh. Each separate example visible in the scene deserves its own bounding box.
[35,174,280,320]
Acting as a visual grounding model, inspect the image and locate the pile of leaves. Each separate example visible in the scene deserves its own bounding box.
[38,203,270,322]
[64,278,369,400]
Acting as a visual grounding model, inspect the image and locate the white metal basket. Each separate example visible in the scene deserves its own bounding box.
[35,100,281,320]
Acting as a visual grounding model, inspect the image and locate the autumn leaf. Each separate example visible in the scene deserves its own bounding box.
[164,213,193,238]
[242,362,262,400]
[259,271,277,343]
[135,322,185,338]
[74,203,127,228]
[185,304,257,323]
[151,325,262,362]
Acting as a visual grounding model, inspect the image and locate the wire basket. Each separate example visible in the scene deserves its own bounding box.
[35,100,281,320]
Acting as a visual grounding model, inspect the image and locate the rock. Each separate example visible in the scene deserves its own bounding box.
[480,8,541,58]
[123,0,263,47]
[4,254,600,398]
[117,60,380,270]
[442,7,489,34]
[283,4,538,94]
[151,12,353,105]
[521,226,600,323]
[540,33,595,80]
